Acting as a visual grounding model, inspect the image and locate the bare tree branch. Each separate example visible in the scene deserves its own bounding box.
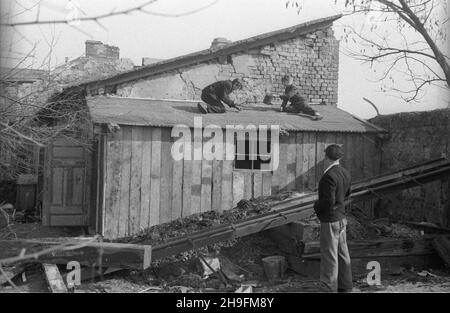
[1,0,220,27]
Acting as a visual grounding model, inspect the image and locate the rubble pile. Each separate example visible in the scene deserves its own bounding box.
[117,192,294,246]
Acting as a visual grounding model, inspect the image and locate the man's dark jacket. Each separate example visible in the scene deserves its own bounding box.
[314,164,351,223]
[202,80,236,107]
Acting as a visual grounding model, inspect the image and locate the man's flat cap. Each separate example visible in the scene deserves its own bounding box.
[325,144,344,161]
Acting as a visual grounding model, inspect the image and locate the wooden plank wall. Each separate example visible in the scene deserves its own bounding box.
[101,127,382,238]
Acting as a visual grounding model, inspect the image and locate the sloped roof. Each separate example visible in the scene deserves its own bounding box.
[66,14,342,91]
[87,96,385,133]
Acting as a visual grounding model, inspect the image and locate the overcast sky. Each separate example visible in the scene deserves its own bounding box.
[1,0,449,119]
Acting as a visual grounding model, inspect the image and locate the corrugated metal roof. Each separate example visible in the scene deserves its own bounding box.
[87,96,386,133]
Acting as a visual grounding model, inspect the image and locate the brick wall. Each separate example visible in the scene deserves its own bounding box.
[116,26,339,106]
[370,109,450,226]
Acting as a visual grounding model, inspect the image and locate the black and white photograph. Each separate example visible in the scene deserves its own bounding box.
[0,0,449,298]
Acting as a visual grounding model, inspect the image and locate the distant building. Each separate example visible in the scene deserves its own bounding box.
[52,40,135,85]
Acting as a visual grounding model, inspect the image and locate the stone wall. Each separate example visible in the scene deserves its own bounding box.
[85,40,120,59]
[370,109,450,226]
[116,27,339,106]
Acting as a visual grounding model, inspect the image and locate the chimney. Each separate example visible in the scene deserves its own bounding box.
[85,40,120,59]
[210,37,231,50]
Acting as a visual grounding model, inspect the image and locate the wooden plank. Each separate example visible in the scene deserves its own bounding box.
[295,132,304,191]
[191,159,202,215]
[182,147,193,217]
[102,131,122,238]
[129,127,143,235]
[1,240,152,270]
[221,160,233,211]
[286,134,297,191]
[0,238,152,270]
[315,133,325,183]
[119,126,132,237]
[43,263,68,293]
[271,135,288,194]
[200,158,213,213]
[289,254,442,279]
[140,128,152,230]
[149,128,162,226]
[243,171,253,199]
[191,128,203,215]
[212,159,223,211]
[97,135,107,234]
[172,153,184,220]
[232,171,244,207]
[432,235,450,267]
[159,128,173,223]
[262,171,272,196]
[253,171,263,198]
[305,133,317,190]
[303,237,436,259]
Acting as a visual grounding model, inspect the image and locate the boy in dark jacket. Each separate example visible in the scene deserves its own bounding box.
[198,79,243,114]
[314,144,353,292]
[280,75,322,120]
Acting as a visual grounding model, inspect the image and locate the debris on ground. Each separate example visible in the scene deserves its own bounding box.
[1,189,450,293]
[116,192,295,246]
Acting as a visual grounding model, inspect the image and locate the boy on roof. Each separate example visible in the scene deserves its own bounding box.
[280,75,323,120]
[198,79,243,114]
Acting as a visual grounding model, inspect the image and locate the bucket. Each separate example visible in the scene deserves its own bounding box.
[262,256,286,281]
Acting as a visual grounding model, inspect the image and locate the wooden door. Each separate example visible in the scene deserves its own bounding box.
[43,138,91,226]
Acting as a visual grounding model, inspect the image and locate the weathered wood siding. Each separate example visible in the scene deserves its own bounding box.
[101,126,382,238]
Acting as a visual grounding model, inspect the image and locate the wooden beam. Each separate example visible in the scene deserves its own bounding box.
[302,237,436,259]
[0,240,152,270]
[42,263,68,293]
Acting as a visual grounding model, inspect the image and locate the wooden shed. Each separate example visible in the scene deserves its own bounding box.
[42,96,386,239]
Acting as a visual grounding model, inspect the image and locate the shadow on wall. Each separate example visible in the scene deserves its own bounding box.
[275,159,323,195]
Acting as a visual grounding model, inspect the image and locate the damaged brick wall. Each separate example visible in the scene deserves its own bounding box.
[116,27,339,106]
[370,109,450,226]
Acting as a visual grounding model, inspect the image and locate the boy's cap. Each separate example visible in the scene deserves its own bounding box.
[325,144,344,161]
[232,78,243,88]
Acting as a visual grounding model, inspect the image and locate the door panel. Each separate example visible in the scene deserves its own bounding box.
[51,167,64,205]
[43,140,90,226]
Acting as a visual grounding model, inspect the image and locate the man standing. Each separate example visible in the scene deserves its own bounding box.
[313,144,353,292]
[198,79,243,114]
[280,75,323,120]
